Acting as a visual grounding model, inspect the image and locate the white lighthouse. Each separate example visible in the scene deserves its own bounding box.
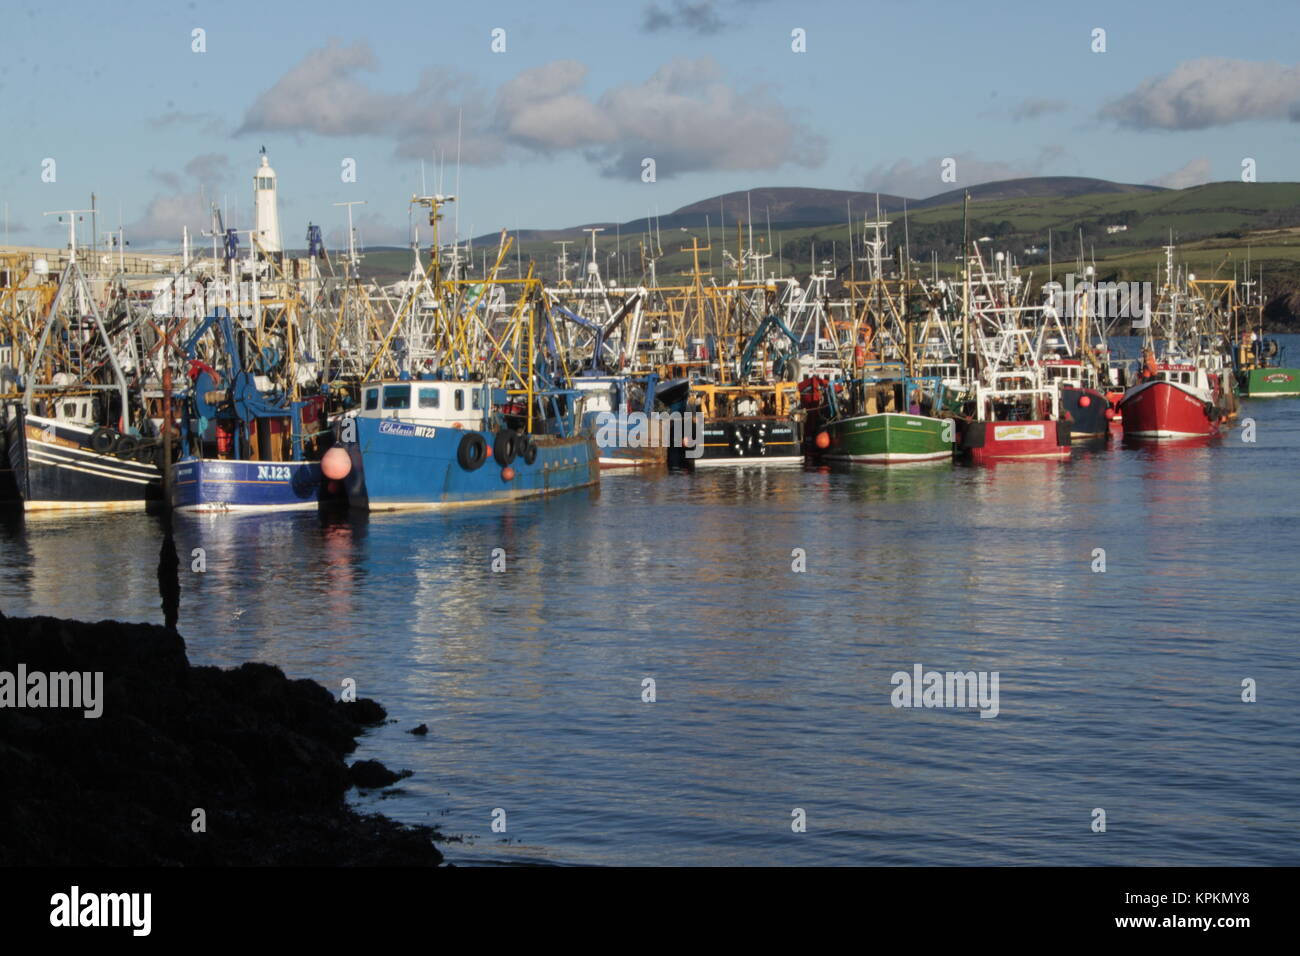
[252,147,282,255]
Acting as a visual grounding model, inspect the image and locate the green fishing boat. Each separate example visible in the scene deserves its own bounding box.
[822,410,953,464]
[1239,366,1300,397]
[813,371,955,465]
[1232,314,1299,397]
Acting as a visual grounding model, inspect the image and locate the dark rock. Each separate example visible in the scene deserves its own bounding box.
[342,697,387,726]
[0,613,442,866]
[408,723,429,736]
[349,759,411,790]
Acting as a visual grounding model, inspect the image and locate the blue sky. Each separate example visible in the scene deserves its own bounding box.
[1,0,1297,250]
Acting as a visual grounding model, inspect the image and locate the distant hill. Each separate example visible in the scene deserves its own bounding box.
[379,178,1300,302]
[915,176,1164,209]
[470,177,1168,245]
[672,187,910,224]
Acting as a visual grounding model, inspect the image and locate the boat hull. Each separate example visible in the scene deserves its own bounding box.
[0,415,20,503]
[1060,386,1111,439]
[581,409,669,468]
[692,416,803,467]
[960,419,1071,463]
[172,457,324,512]
[1239,367,1300,397]
[342,418,599,511]
[599,447,667,468]
[4,412,161,511]
[1119,380,1224,439]
[822,412,953,464]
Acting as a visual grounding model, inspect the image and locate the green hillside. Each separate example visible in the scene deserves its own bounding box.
[348,180,1300,325]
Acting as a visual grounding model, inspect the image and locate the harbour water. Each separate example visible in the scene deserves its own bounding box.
[2,345,1298,866]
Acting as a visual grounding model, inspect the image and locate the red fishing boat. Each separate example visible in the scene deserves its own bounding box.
[1118,351,1230,439]
[957,369,1072,463]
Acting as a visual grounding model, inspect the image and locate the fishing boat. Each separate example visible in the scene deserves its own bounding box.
[956,367,1072,462]
[573,373,668,468]
[328,378,598,511]
[1042,356,1112,439]
[1234,333,1300,397]
[1118,351,1231,439]
[170,308,327,512]
[4,253,165,511]
[684,380,804,466]
[1117,254,1237,439]
[811,366,954,465]
[4,399,162,511]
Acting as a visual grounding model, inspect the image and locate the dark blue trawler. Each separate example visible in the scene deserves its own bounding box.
[171,308,326,512]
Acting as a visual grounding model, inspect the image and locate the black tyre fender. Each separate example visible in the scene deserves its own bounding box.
[520,436,538,466]
[90,427,118,454]
[113,434,139,460]
[493,429,518,467]
[134,440,158,465]
[457,432,489,470]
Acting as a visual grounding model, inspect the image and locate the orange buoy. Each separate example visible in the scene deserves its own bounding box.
[321,446,351,480]
[1078,395,1091,408]
[815,431,830,449]
[1104,407,1116,420]
[501,466,515,482]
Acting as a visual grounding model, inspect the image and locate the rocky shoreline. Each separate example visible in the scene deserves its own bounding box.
[0,610,443,866]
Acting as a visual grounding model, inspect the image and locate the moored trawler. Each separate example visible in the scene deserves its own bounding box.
[1119,357,1231,439]
[330,378,598,511]
[812,371,954,465]
[4,402,162,511]
[684,381,804,466]
[1234,334,1300,398]
[1042,357,1113,440]
[956,369,1072,463]
[572,373,667,468]
[171,308,328,512]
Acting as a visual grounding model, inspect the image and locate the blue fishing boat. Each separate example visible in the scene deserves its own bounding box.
[572,372,668,468]
[171,308,327,512]
[171,457,322,512]
[327,379,598,511]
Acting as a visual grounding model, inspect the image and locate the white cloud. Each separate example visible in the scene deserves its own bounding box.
[861,148,1065,199]
[1011,98,1068,121]
[239,40,397,138]
[1147,157,1213,189]
[128,153,234,245]
[591,58,824,177]
[1100,57,1300,130]
[149,111,226,136]
[642,1,725,34]
[237,44,822,178]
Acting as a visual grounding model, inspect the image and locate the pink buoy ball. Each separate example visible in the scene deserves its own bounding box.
[321,446,352,480]
[1078,395,1091,408]
[501,466,516,482]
